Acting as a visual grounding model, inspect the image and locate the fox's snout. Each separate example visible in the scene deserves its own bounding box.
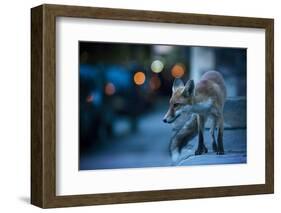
[163,108,173,123]
[162,114,168,123]
[163,108,181,124]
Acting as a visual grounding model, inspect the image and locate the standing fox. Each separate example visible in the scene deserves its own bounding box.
[163,71,227,162]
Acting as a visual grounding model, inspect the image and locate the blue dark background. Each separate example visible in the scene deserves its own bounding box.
[79,42,247,170]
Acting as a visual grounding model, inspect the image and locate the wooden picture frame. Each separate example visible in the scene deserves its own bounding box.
[31,4,274,208]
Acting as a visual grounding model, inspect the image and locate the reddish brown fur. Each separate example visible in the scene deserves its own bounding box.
[192,71,226,155]
[163,70,227,158]
[195,71,227,107]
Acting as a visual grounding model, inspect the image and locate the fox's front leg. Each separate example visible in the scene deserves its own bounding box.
[195,115,208,155]
[169,138,181,164]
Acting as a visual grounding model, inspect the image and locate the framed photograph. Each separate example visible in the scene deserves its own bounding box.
[31,4,274,208]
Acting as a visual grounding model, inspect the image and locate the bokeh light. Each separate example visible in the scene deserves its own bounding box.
[134,71,146,85]
[171,63,185,78]
[151,60,164,73]
[86,95,93,103]
[149,76,161,90]
[105,82,116,95]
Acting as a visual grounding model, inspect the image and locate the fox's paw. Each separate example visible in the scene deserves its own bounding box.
[216,149,224,155]
[171,151,180,164]
[195,146,208,155]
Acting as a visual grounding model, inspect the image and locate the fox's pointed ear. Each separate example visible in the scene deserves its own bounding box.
[172,78,184,92]
[183,80,195,96]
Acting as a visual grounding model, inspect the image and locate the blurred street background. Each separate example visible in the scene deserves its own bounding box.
[79,42,247,170]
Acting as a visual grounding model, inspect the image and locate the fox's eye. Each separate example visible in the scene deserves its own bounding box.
[174,103,180,108]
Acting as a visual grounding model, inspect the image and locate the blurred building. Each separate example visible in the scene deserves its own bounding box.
[190,47,246,97]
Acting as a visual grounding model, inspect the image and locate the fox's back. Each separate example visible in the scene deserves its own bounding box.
[195,71,227,107]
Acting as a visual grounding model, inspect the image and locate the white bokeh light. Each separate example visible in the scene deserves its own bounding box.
[151,60,164,73]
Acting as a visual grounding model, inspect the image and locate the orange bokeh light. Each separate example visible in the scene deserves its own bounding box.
[134,71,146,85]
[171,64,185,78]
[105,82,116,95]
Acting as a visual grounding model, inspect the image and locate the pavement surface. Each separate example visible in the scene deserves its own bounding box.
[80,106,246,170]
